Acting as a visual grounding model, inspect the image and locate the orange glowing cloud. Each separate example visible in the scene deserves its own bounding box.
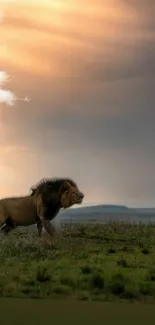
[0,0,138,78]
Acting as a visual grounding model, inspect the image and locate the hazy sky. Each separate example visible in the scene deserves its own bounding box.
[0,0,155,207]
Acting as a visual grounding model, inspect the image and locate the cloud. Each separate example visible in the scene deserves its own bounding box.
[0,0,144,78]
[0,89,16,106]
[0,71,31,105]
[0,71,10,86]
[0,10,31,106]
[0,72,16,105]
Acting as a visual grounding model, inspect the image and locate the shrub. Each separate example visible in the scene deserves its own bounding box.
[36,267,51,282]
[89,272,104,290]
[81,265,93,274]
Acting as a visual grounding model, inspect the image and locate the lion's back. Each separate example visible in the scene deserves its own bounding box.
[0,197,14,216]
[0,195,38,226]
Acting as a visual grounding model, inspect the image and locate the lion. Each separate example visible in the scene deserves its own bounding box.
[0,178,84,242]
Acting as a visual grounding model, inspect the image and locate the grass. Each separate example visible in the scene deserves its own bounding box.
[1,221,155,303]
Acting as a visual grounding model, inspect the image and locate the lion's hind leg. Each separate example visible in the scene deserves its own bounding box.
[1,223,11,235]
[1,217,17,235]
[0,206,7,229]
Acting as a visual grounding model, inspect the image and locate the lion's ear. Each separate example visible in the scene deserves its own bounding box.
[61,181,70,192]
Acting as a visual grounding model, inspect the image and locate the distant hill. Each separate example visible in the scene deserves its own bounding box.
[61,204,130,215]
[58,204,155,224]
[59,204,155,217]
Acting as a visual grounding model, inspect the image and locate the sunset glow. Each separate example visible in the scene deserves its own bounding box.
[0,0,137,77]
[0,0,155,206]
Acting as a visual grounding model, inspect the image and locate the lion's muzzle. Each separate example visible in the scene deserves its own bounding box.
[75,192,84,204]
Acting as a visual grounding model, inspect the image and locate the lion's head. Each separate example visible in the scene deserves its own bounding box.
[60,180,84,209]
[30,178,84,209]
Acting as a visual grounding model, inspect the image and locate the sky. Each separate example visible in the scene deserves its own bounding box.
[0,0,155,207]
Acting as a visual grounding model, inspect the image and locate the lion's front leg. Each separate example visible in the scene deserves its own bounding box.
[42,219,57,244]
[36,195,57,243]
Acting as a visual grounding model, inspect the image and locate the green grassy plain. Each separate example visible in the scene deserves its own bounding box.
[0,221,155,303]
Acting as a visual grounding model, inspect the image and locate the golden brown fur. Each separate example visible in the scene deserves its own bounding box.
[0,195,40,234]
[0,178,84,241]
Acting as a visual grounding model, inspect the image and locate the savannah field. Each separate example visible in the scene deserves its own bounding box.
[1,221,155,303]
